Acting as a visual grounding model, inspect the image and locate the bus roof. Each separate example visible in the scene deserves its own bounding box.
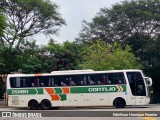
[51,69,94,73]
[7,69,142,78]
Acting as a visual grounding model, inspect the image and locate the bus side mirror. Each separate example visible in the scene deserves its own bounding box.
[144,77,152,87]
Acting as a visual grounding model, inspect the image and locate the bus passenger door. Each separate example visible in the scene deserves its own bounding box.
[135,80,146,105]
[126,72,146,105]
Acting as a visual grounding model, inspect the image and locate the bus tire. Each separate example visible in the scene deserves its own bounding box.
[113,98,126,108]
[28,99,39,110]
[40,99,51,110]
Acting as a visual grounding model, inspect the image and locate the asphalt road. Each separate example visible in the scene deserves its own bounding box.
[0,104,160,120]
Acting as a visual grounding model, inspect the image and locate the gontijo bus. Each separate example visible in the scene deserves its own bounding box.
[7,69,152,110]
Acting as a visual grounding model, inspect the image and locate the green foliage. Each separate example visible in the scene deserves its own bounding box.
[79,40,142,70]
[141,36,160,96]
[0,11,6,36]
[47,40,82,71]
[0,0,65,50]
[20,40,44,73]
[0,38,84,74]
[77,0,160,43]
[0,43,21,73]
[76,0,160,102]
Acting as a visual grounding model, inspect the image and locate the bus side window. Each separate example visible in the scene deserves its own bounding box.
[31,83,35,87]
[10,78,17,88]
[102,74,112,85]
[107,73,113,85]
[78,78,84,86]
[88,76,94,85]
[49,77,56,86]
[76,75,85,86]
[60,76,69,86]
[94,74,101,85]
[118,79,124,84]
[83,76,87,85]
[80,80,84,85]
[102,75,106,85]
[40,82,44,86]
[54,76,64,86]
[61,81,66,86]
[71,80,76,86]
[69,77,77,86]
[108,79,112,84]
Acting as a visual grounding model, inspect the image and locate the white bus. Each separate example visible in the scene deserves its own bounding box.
[7,69,152,110]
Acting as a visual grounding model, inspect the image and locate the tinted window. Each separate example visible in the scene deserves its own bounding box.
[127,72,146,96]
[107,73,126,84]
[9,72,126,88]
[72,72,126,86]
[10,76,51,88]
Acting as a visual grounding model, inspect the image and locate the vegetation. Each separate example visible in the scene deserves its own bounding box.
[0,10,6,36]
[0,0,65,50]
[0,0,159,102]
[78,40,141,70]
[77,0,160,103]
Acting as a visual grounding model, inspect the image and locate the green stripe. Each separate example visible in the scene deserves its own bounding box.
[121,85,126,92]
[54,88,63,94]
[71,85,126,93]
[36,88,43,94]
[7,88,44,95]
[7,85,126,95]
[59,94,67,101]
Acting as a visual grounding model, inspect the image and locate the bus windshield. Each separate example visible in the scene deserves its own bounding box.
[126,72,146,96]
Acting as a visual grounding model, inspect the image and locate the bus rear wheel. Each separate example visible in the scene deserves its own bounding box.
[28,100,39,110]
[114,98,126,108]
[40,99,51,110]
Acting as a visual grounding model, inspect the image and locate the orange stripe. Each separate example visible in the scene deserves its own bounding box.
[34,74,42,76]
[62,87,70,94]
[50,94,60,101]
[45,88,55,94]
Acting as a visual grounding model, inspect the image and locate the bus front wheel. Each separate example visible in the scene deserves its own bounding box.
[28,100,39,110]
[113,98,126,108]
[40,99,51,110]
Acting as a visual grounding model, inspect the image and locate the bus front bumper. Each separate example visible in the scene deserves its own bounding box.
[146,97,150,104]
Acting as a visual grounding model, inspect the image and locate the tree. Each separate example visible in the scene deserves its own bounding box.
[47,40,82,71]
[0,43,22,73]
[77,0,160,44]
[76,0,160,102]
[0,0,65,50]
[18,40,43,73]
[0,39,44,74]
[78,40,141,70]
[141,36,160,103]
[0,10,6,36]
[18,40,83,73]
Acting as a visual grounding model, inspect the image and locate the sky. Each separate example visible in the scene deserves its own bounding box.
[34,0,122,45]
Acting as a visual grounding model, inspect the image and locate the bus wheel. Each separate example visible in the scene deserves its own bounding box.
[28,100,39,110]
[40,99,51,110]
[113,98,126,108]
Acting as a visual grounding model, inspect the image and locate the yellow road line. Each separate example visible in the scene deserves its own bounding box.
[143,117,157,120]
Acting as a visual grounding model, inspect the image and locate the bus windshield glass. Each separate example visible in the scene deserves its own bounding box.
[126,72,146,96]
